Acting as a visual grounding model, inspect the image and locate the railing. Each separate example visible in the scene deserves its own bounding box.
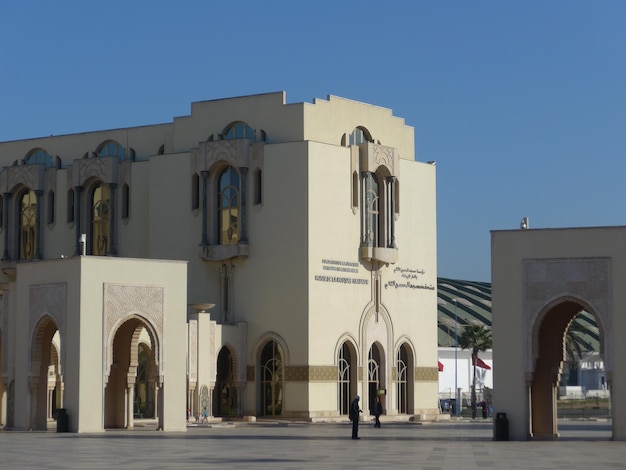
[557,407,611,419]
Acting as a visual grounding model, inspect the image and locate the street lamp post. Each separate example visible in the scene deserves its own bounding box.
[454,299,459,416]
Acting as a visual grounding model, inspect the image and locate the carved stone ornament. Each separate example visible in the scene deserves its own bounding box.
[360,143,397,176]
[103,284,164,376]
[194,139,251,173]
[523,257,612,373]
[30,283,67,339]
[188,319,197,381]
[6,165,41,192]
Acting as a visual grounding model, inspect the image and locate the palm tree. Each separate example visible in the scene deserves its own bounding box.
[561,315,593,386]
[458,323,492,416]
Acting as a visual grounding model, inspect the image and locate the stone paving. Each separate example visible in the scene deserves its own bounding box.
[0,419,622,469]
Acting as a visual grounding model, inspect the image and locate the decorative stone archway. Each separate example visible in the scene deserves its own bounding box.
[492,227,625,441]
[9,256,187,433]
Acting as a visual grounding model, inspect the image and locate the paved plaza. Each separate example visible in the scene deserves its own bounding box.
[0,419,621,469]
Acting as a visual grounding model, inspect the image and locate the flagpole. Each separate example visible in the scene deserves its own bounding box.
[454,299,459,416]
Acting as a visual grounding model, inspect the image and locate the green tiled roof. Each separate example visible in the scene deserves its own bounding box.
[437,278,600,352]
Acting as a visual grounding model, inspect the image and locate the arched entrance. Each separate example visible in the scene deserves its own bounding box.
[396,343,415,414]
[214,347,237,417]
[368,342,386,415]
[259,341,283,417]
[338,340,358,416]
[105,317,158,429]
[530,299,606,439]
[30,316,61,430]
[0,333,5,427]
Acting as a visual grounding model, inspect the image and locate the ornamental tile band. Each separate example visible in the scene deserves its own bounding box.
[415,367,438,382]
[284,366,338,381]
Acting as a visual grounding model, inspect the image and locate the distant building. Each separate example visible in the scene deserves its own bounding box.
[436,277,601,402]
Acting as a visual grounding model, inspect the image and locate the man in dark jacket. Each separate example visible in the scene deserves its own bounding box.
[350,395,362,439]
[374,396,383,428]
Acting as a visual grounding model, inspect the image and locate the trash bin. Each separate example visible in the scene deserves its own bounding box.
[56,408,69,433]
[493,412,509,441]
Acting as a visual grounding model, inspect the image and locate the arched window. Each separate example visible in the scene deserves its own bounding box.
[121,183,130,219]
[224,122,254,141]
[253,168,262,205]
[218,166,240,245]
[91,182,110,256]
[47,190,55,225]
[97,141,125,159]
[361,168,396,252]
[67,189,75,224]
[261,341,283,416]
[191,173,200,211]
[19,190,37,260]
[25,148,53,167]
[365,173,380,247]
[348,126,373,146]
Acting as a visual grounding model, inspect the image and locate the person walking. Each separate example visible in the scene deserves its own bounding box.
[374,396,383,428]
[350,395,362,439]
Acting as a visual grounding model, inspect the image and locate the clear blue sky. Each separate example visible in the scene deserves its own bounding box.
[1,1,625,282]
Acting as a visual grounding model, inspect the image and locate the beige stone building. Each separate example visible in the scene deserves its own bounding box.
[0,92,438,432]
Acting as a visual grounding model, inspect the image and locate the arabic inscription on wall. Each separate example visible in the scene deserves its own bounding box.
[384,267,435,291]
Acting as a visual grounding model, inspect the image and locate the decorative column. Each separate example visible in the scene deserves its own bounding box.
[239,167,248,244]
[236,384,245,416]
[58,377,64,410]
[34,190,43,259]
[363,172,374,247]
[360,173,368,246]
[108,183,117,255]
[2,192,11,260]
[200,171,208,246]
[47,387,53,420]
[188,383,196,420]
[28,377,38,430]
[74,186,83,256]
[156,378,164,430]
[126,382,134,429]
[387,176,397,249]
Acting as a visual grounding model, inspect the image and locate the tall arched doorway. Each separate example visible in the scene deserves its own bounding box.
[105,318,158,429]
[338,341,357,416]
[530,299,605,439]
[214,347,237,417]
[30,316,60,430]
[368,342,385,415]
[260,341,283,417]
[397,343,415,414]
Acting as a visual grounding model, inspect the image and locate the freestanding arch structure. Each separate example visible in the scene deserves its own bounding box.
[492,226,625,440]
[7,256,187,432]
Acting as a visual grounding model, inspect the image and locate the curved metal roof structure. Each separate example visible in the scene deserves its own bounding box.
[437,277,600,352]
